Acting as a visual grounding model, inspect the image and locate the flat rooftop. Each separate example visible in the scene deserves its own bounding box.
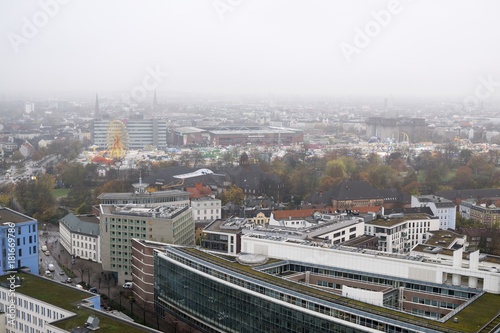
[97,189,188,199]
[204,217,250,234]
[175,247,500,333]
[101,204,189,219]
[0,207,34,224]
[0,272,157,333]
[367,213,432,227]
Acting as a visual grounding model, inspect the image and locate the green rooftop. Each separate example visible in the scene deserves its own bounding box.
[0,272,158,333]
[180,248,500,333]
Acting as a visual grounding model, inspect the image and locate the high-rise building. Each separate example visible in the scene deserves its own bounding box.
[0,208,38,276]
[92,118,167,150]
[99,203,194,284]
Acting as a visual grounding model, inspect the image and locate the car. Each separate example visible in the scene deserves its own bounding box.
[65,277,72,283]
[45,271,51,277]
[89,287,98,293]
[59,271,65,275]
[122,282,133,289]
[44,251,50,256]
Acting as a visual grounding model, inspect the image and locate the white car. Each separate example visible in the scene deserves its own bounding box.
[122,282,133,289]
[45,271,51,277]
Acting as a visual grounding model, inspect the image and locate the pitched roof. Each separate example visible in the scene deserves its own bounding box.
[272,209,319,219]
[437,189,500,201]
[59,213,99,236]
[331,180,383,201]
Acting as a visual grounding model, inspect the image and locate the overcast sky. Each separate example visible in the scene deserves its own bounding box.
[1,0,500,99]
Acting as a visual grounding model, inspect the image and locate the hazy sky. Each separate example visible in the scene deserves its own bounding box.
[1,0,500,99]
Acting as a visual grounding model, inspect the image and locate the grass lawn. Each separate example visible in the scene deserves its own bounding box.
[53,188,70,199]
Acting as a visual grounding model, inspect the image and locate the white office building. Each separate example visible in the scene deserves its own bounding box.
[191,196,221,222]
[59,213,100,263]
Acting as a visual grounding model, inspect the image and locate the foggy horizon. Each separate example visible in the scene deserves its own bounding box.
[2,0,500,101]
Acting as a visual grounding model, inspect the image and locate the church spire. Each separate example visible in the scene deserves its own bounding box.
[94,93,101,119]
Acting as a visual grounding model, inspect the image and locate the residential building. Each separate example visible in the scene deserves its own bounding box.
[99,203,194,284]
[459,201,500,227]
[0,272,159,333]
[411,195,456,229]
[191,196,221,222]
[0,208,38,276]
[365,213,439,253]
[59,213,100,262]
[153,246,500,333]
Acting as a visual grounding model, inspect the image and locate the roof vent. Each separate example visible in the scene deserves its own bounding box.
[85,316,100,330]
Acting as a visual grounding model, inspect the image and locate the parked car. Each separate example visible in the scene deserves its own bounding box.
[45,271,51,277]
[65,277,72,283]
[89,287,98,293]
[122,282,133,289]
[44,251,50,256]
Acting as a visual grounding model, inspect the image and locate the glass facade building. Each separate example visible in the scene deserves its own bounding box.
[154,247,466,333]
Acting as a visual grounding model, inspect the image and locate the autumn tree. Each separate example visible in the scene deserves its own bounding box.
[219,185,244,205]
[14,174,56,221]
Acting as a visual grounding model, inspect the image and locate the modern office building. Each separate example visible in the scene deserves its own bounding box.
[201,217,249,255]
[92,118,168,150]
[0,208,38,276]
[411,195,456,229]
[0,272,159,333]
[131,238,166,312]
[99,203,194,284]
[154,246,500,333]
[59,213,100,263]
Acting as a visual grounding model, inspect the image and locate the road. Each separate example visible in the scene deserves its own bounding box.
[39,229,69,283]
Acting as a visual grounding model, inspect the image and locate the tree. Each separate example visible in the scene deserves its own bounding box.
[453,166,475,189]
[14,174,56,221]
[219,185,244,205]
[324,160,347,180]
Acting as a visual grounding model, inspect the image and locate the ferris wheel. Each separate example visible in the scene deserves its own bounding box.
[106,120,129,160]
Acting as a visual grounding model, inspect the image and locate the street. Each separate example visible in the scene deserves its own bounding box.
[38,223,196,332]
